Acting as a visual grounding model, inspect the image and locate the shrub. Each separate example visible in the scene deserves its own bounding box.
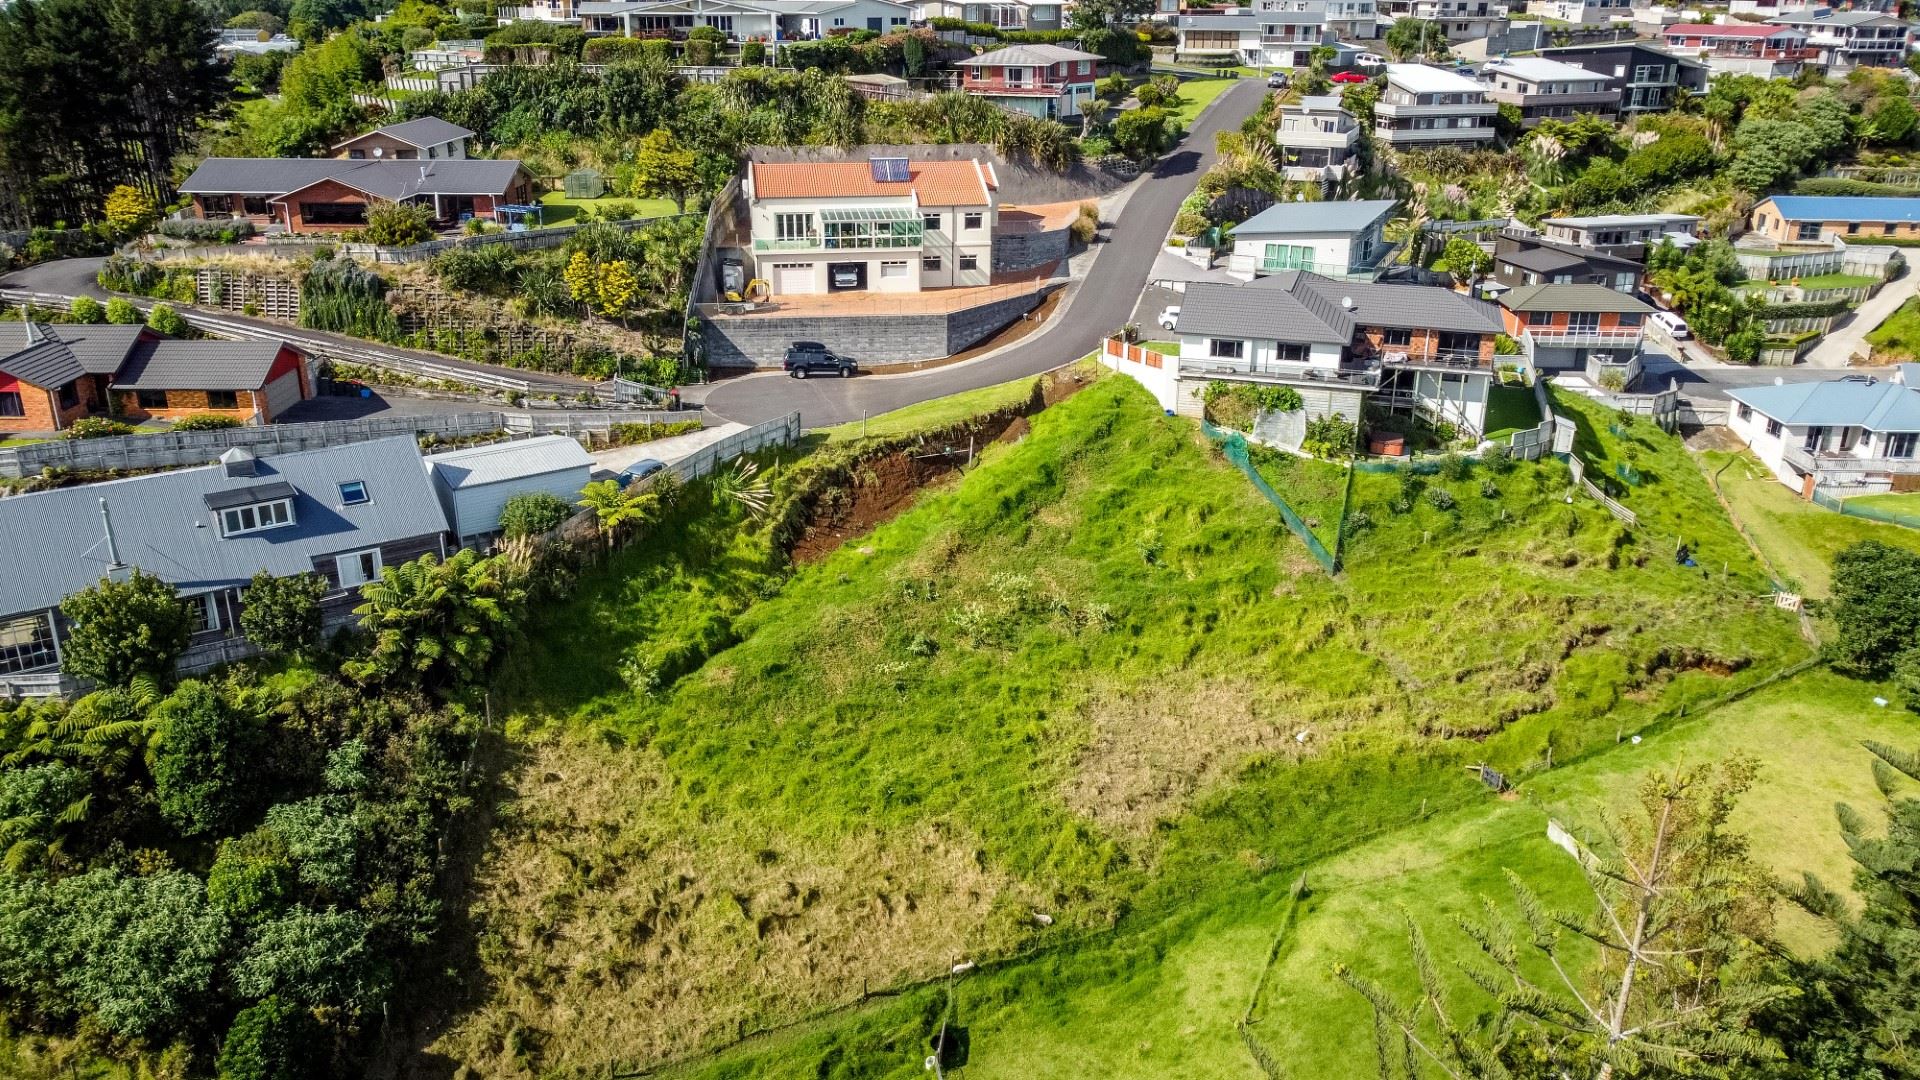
[499,491,574,539]
[1425,486,1457,511]
[239,571,328,658]
[1437,453,1471,481]
[582,36,648,62]
[363,201,435,247]
[686,38,716,64]
[147,303,188,337]
[104,298,139,324]
[171,413,243,431]
[741,39,767,65]
[68,296,103,323]
[64,417,136,439]
[432,243,519,292]
[1302,413,1358,459]
[152,680,260,837]
[217,996,318,1080]
[157,217,257,243]
[58,569,193,685]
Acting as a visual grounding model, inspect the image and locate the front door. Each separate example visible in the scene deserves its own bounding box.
[1804,425,1829,452]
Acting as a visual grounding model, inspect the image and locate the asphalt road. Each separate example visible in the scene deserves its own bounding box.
[701,79,1272,429]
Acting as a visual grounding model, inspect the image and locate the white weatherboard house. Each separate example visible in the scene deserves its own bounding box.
[1726,369,1920,496]
[744,158,998,295]
[1225,198,1397,280]
[425,434,594,547]
[1373,64,1499,150]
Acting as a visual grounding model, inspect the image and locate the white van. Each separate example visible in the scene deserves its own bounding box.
[1651,311,1690,340]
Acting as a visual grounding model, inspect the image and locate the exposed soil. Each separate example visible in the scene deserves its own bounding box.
[787,367,1098,563]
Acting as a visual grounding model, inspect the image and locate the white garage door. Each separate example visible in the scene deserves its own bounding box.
[771,262,814,295]
[261,370,302,420]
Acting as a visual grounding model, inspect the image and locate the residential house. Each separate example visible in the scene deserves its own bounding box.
[579,0,916,37]
[1749,195,1920,244]
[1166,271,1507,440]
[1276,95,1362,187]
[1373,64,1499,150]
[1727,373,1920,495]
[215,30,301,55]
[1261,0,1376,41]
[953,43,1101,120]
[332,117,474,161]
[743,157,998,294]
[1767,9,1915,71]
[1497,283,1653,387]
[1729,0,1895,15]
[909,0,1065,29]
[1660,21,1814,77]
[410,39,487,68]
[1173,8,1330,67]
[1524,0,1629,24]
[178,157,534,234]
[1224,198,1397,280]
[497,0,579,21]
[1535,41,1707,114]
[1376,0,1508,41]
[425,434,594,548]
[1539,213,1701,260]
[0,323,311,434]
[1479,56,1623,126]
[0,438,449,695]
[1491,231,1645,293]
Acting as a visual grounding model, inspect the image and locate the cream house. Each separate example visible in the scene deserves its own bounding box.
[743,158,999,296]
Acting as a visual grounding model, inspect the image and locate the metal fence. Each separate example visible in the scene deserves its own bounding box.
[1811,488,1920,529]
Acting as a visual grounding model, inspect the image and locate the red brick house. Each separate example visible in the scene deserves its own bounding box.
[953,43,1102,120]
[177,157,533,234]
[0,323,310,434]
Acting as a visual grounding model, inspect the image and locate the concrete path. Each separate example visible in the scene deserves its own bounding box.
[588,421,744,477]
[1805,271,1920,368]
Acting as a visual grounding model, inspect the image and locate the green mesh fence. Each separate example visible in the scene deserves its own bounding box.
[1203,421,1341,575]
[1813,488,1920,530]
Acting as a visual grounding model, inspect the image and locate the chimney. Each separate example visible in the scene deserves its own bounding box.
[20,308,35,344]
[220,445,258,478]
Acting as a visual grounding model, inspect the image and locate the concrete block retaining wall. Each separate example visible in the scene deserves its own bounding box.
[702,288,1049,368]
[992,226,1070,274]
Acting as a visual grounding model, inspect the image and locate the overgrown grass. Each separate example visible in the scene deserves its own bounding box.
[1866,295,1920,359]
[815,367,1054,446]
[437,376,1807,1078]
[1246,446,1347,553]
[1702,449,1920,595]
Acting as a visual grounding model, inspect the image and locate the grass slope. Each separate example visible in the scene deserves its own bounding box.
[437,376,1806,1078]
[1703,449,1920,595]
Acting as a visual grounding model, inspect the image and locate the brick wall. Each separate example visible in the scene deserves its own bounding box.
[0,374,59,433]
[115,388,264,423]
[1356,325,1497,366]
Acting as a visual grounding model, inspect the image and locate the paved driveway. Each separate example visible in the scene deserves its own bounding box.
[1804,270,1920,368]
[701,80,1272,428]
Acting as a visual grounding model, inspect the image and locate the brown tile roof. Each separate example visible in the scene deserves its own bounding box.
[750,160,996,206]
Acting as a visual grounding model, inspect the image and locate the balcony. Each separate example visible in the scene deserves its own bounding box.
[1783,444,1920,477]
[1257,257,1381,279]
[1277,126,1360,150]
[1181,359,1384,387]
[963,78,1070,95]
[754,207,925,252]
[1375,98,1498,118]
[1375,124,1498,144]
[754,234,924,251]
[1376,348,1489,370]
[1524,326,1644,348]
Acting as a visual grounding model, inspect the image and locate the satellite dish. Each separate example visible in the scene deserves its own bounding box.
[1341,296,1354,309]
[1774,376,1784,385]
[372,147,384,159]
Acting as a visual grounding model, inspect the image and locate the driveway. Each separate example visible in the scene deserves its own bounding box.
[700,79,1272,428]
[276,390,501,422]
[1803,271,1920,368]
[589,421,742,477]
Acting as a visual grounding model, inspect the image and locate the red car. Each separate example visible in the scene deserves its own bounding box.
[1330,71,1370,84]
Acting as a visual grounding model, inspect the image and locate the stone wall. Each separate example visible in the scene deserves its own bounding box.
[703,288,1050,368]
[992,226,1070,274]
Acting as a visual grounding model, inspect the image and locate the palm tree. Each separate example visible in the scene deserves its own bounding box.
[711,461,772,519]
[346,550,526,692]
[579,479,662,551]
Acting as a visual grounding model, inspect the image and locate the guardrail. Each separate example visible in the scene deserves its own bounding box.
[1525,328,1644,348]
[1783,444,1920,477]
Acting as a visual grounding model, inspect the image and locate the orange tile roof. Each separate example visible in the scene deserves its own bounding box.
[750,160,995,206]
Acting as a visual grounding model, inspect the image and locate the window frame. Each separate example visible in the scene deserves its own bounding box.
[1207,338,1247,360]
[1765,418,1783,437]
[183,592,222,634]
[923,255,943,272]
[205,390,241,411]
[0,611,59,676]
[957,254,979,271]
[962,211,984,230]
[338,480,370,506]
[0,391,21,418]
[337,547,383,589]
[219,498,294,539]
[135,389,169,410]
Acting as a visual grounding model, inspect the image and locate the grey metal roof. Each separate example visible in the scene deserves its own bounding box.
[955,42,1103,66]
[1728,377,1920,432]
[111,340,290,392]
[0,436,449,618]
[1499,283,1653,314]
[424,435,593,491]
[1769,10,1907,25]
[1177,271,1504,341]
[179,157,527,200]
[205,480,296,511]
[0,323,148,387]
[1498,246,1588,274]
[1232,198,1398,237]
[344,116,473,149]
[1294,273,1507,333]
[40,325,146,375]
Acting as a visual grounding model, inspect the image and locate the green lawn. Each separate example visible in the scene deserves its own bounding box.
[1845,490,1920,528]
[535,190,678,226]
[815,363,1072,445]
[1793,272,1880,289]
[1139,340,1179,355]
[1167,77,1239,128]
[1866,296,1920,359]
[1482,383,1542,441]
[1702,449,1920,595]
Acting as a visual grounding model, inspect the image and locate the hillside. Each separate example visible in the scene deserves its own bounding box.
[428,374,1808,1078]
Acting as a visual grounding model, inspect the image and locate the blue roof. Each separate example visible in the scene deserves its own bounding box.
[1233,198,1398,237]
[1762,195,1920,224]
[1727,377,1920,432]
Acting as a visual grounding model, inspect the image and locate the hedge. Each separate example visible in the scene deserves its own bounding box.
[157,218,257,243]
[1792,176,1920,198]
[1756,298,1850,319]
[1845,235,1920,248]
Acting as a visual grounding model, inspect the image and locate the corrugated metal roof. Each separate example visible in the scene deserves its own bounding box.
[1386,63,1484,93]
[111,340,289,391]
[1499,283,1653,313]
[0,436,448,618]
[1232,198,1397,237]
[425,435,593,491]
[1761,195,1920,224]
[955,43,1102,66]
[344,116,473,149]
[179,157,528,199]
[1728,378,1920,431]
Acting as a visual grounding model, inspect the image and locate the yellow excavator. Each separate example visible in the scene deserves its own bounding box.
[724,278,771,303]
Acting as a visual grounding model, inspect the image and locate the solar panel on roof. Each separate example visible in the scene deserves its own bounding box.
[869,157,911,183]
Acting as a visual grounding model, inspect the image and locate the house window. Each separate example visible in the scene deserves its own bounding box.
[184,592,222,634]
[1795,222,1821,241]
[57,381,78,410]
[200,195,233,215]
[1889,432,1918,458]
[0,612,59,676]
[1848,222,1861,235]
[1274,342,1310,363]
[243,197,271,217]
[338,480,370,506]
[0,392,20,418]
[1617,313,1642,327]
[220,499,293,538]
[1765,418,1783,437]
[958,254,979,271]
[136,389,168,410]
[1888,223,1899,236]
[207,391,240,410]
[1208,338,1246,359]
[880,260,910,280]
[1437,332,1481,354]
[923,212,941,232]
[1078,60,1091,74]
[924,255,943,271]
[1383,327,1413,346]
[1737,403,1752,421]
[337,547,383,589]
[1525,311,1552,326]
[1805,425,1828,451]
[300,202,368,226]
[775,212,814,242]
[963,212,984,230]
[1567,313,1600,333]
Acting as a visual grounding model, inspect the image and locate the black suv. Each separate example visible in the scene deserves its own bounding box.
[784,341,857,379]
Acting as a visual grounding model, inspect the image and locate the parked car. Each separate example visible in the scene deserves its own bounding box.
[617,458,667,488]
[784,341,858,378]
[1158,305,1181,330]
[1651,311,1691,340]
[1266,71,1290,89]
[1330,71,1370,84]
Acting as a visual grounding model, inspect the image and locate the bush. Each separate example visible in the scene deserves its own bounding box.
[741,39,766,65]
[152,680,260,837]
[64,417,136,439]
[104,298,140,324]
[217,996,318,1080]
[363,201,435,247]
[582,36,648,62]
[147,303,188,336]
[1302,413,1358,459]
[158,217,257,243]
[58,569,194,685]
[498,491,574,539]
[171,413,243,431]
[432,243,519,292]
[68,296,103,323]
[1069,202,1099,245]
[1425,486,1457,511]
[239,571,328,658]
[686,38,716,65]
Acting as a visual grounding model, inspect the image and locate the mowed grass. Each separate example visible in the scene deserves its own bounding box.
[1483,383,1543,440]
[1168,77,1240,128]
[1702,449,1920,595]
[438,376,1807,1078]
[535,190,678,225]
[1846,489,1920,526]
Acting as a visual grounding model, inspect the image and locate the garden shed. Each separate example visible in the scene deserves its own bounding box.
[424,434,593,547]
[563,168,606,200]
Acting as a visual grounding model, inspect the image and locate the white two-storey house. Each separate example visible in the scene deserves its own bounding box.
[1728,369,1920,496]
[1225,199,1397,280]
[1373,64,1499,150]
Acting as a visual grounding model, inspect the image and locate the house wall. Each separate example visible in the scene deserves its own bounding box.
[113,347,309,425]
[1175,334,1347,371]
[442,467,592,544]
[335,133,468,160]
[310,533,446,592]
[1728,402,1799,487]
[1358,324,1497,366]
[1750,200,1920,244]
[1227,229,1374,276]
[1407,369,1491,432]
[0,373,71,433]
[749,192,997,294]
